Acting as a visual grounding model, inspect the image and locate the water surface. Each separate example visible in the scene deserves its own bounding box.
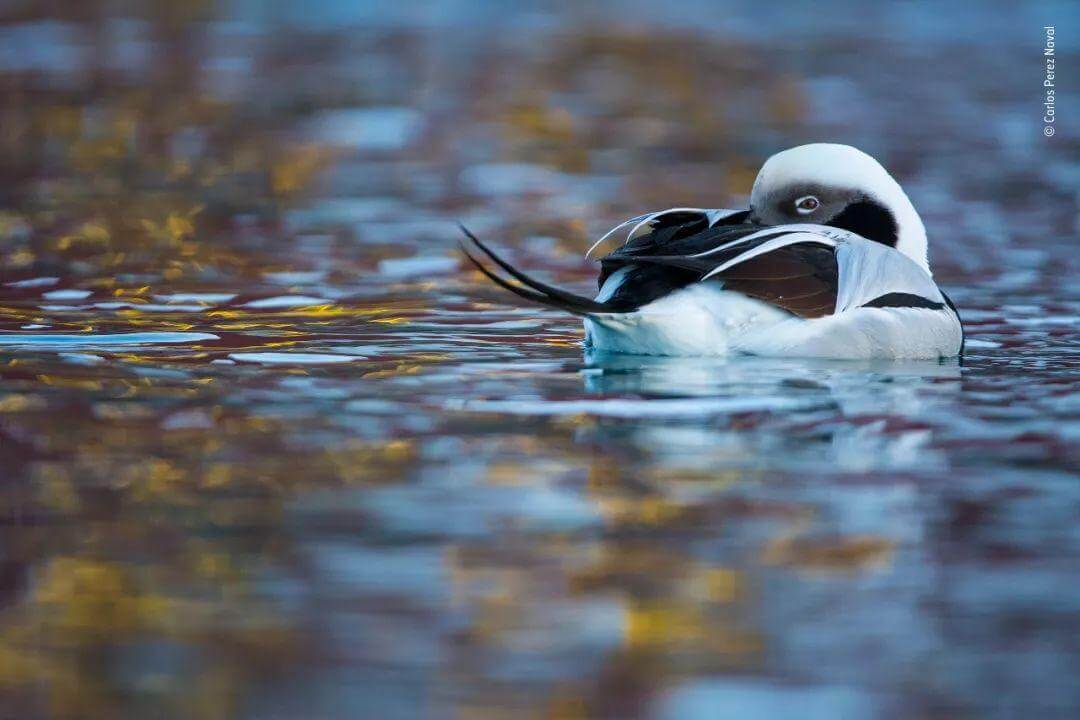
[0,2,1077,719]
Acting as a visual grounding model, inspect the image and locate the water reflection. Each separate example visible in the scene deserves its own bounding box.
[0,1,1077,719]
[576,352,963,474]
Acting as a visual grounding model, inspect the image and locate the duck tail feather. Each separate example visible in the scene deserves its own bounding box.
[458,225,611,316]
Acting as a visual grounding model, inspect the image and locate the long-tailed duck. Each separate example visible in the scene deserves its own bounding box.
[461,143,962,359]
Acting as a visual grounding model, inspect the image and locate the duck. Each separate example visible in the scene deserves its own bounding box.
[460,143,963,359]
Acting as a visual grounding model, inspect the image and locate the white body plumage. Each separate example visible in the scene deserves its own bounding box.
[585,287,961,358]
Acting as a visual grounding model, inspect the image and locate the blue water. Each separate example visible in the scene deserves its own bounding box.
[0,2,1076,719]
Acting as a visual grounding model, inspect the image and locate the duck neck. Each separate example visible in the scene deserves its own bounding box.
[887,192,929,273]
[828,184,930,273]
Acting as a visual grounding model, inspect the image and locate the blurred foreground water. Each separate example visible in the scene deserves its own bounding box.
[0,2,1078,719]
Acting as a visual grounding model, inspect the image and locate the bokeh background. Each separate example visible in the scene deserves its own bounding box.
[0,1,1077,719]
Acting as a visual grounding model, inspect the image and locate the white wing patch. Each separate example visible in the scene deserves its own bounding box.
[834,240,944,312]
[594,266,632,302]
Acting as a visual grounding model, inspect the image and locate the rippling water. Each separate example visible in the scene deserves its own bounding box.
[0,2,1077,719]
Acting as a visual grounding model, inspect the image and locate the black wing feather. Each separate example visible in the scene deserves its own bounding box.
[459,211,840,319]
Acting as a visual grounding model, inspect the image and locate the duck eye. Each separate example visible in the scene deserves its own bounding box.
[795,196,820,214]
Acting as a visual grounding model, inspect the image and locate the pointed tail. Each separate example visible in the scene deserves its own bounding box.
[458,225,612,316]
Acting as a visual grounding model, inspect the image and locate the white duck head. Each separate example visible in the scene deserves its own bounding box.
[749,143,929,271]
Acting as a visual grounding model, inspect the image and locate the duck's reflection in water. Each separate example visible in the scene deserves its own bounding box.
[577,349,963,477]
[359,352,937,716]
[582,348,961,400]
[547,352,967,716]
